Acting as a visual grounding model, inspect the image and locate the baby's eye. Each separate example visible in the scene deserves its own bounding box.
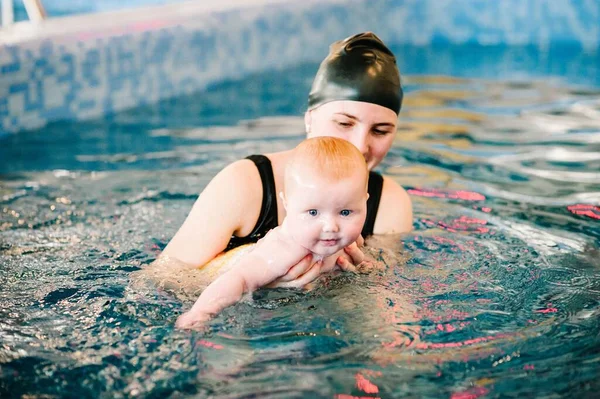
[308,209,318,216]
[340,209,352,217]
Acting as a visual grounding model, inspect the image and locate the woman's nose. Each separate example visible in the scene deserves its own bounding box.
[349,129,370,158]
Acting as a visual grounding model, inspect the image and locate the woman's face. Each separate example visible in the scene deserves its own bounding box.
[305,101,398,170]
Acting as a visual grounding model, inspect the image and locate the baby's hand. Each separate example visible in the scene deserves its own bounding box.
[175,309,213,330]
[337,256,374,274]
[354,260,375,273]
[336,236,373,274]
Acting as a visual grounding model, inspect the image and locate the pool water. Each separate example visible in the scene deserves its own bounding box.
[1,45,600,398]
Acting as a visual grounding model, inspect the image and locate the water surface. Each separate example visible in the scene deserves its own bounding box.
[1,45,600,398]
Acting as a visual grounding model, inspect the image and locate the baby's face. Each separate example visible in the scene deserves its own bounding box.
[283,168,368,257]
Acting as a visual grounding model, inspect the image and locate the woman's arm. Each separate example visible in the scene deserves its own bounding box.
[372,176,413,235]
[131,160,264,297]
[160,159,263,268]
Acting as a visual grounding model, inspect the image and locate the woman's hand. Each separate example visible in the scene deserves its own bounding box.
[267,254,324,288]
[267,236,373,289]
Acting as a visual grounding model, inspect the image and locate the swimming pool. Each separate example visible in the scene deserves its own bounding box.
[1,42,599,397]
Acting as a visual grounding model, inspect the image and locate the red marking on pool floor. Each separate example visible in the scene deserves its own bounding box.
[436,323,457,332]
[408,188,486,201]
[567,204,600,220]
[535,306,558,314]
[195,339,223,350]
[355,373,379,394]
[450,386,489,399]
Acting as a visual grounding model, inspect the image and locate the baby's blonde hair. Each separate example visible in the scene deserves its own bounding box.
[285,137,368,191]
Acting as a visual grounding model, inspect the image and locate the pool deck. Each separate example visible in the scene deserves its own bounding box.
[0,0,303,45]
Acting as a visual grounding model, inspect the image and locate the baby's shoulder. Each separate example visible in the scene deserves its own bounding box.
[256,227,306,257]
[259,227,294,247]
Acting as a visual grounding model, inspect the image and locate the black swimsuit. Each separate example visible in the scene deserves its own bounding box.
[225,154,383,251]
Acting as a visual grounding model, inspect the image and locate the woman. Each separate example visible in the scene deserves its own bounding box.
[153,32,413,288]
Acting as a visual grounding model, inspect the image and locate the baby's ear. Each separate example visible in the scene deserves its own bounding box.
[279,191,287,210]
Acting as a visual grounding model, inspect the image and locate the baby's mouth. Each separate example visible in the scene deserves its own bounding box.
[319,238,340,246]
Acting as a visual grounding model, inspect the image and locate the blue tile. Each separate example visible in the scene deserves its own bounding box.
[1,63,20,74]
[9,82,28,94]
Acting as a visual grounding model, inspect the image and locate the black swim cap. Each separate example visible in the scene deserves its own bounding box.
[308,32,403,115]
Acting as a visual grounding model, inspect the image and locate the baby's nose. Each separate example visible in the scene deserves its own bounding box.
[322,217,339,232]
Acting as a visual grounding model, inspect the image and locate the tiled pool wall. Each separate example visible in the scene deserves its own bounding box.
[1,0,599,134]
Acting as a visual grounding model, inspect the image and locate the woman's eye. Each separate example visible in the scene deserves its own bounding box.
[373,129,391,136]
[340,209,352,217]
[336,121,352,127]
[308,209,318,216]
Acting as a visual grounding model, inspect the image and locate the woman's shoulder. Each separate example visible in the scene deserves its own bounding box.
[205,157,269,202]
[216,157,262,181]
[216,153,286,186]
[173,157,265,248]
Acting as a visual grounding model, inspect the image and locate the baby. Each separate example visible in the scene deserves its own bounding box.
[176,136,369,328]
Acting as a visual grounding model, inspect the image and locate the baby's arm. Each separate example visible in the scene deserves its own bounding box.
[176,228,310,328]
[175,255,266,327]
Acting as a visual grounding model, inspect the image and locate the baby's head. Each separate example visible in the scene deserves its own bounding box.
[281,137,369,257]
